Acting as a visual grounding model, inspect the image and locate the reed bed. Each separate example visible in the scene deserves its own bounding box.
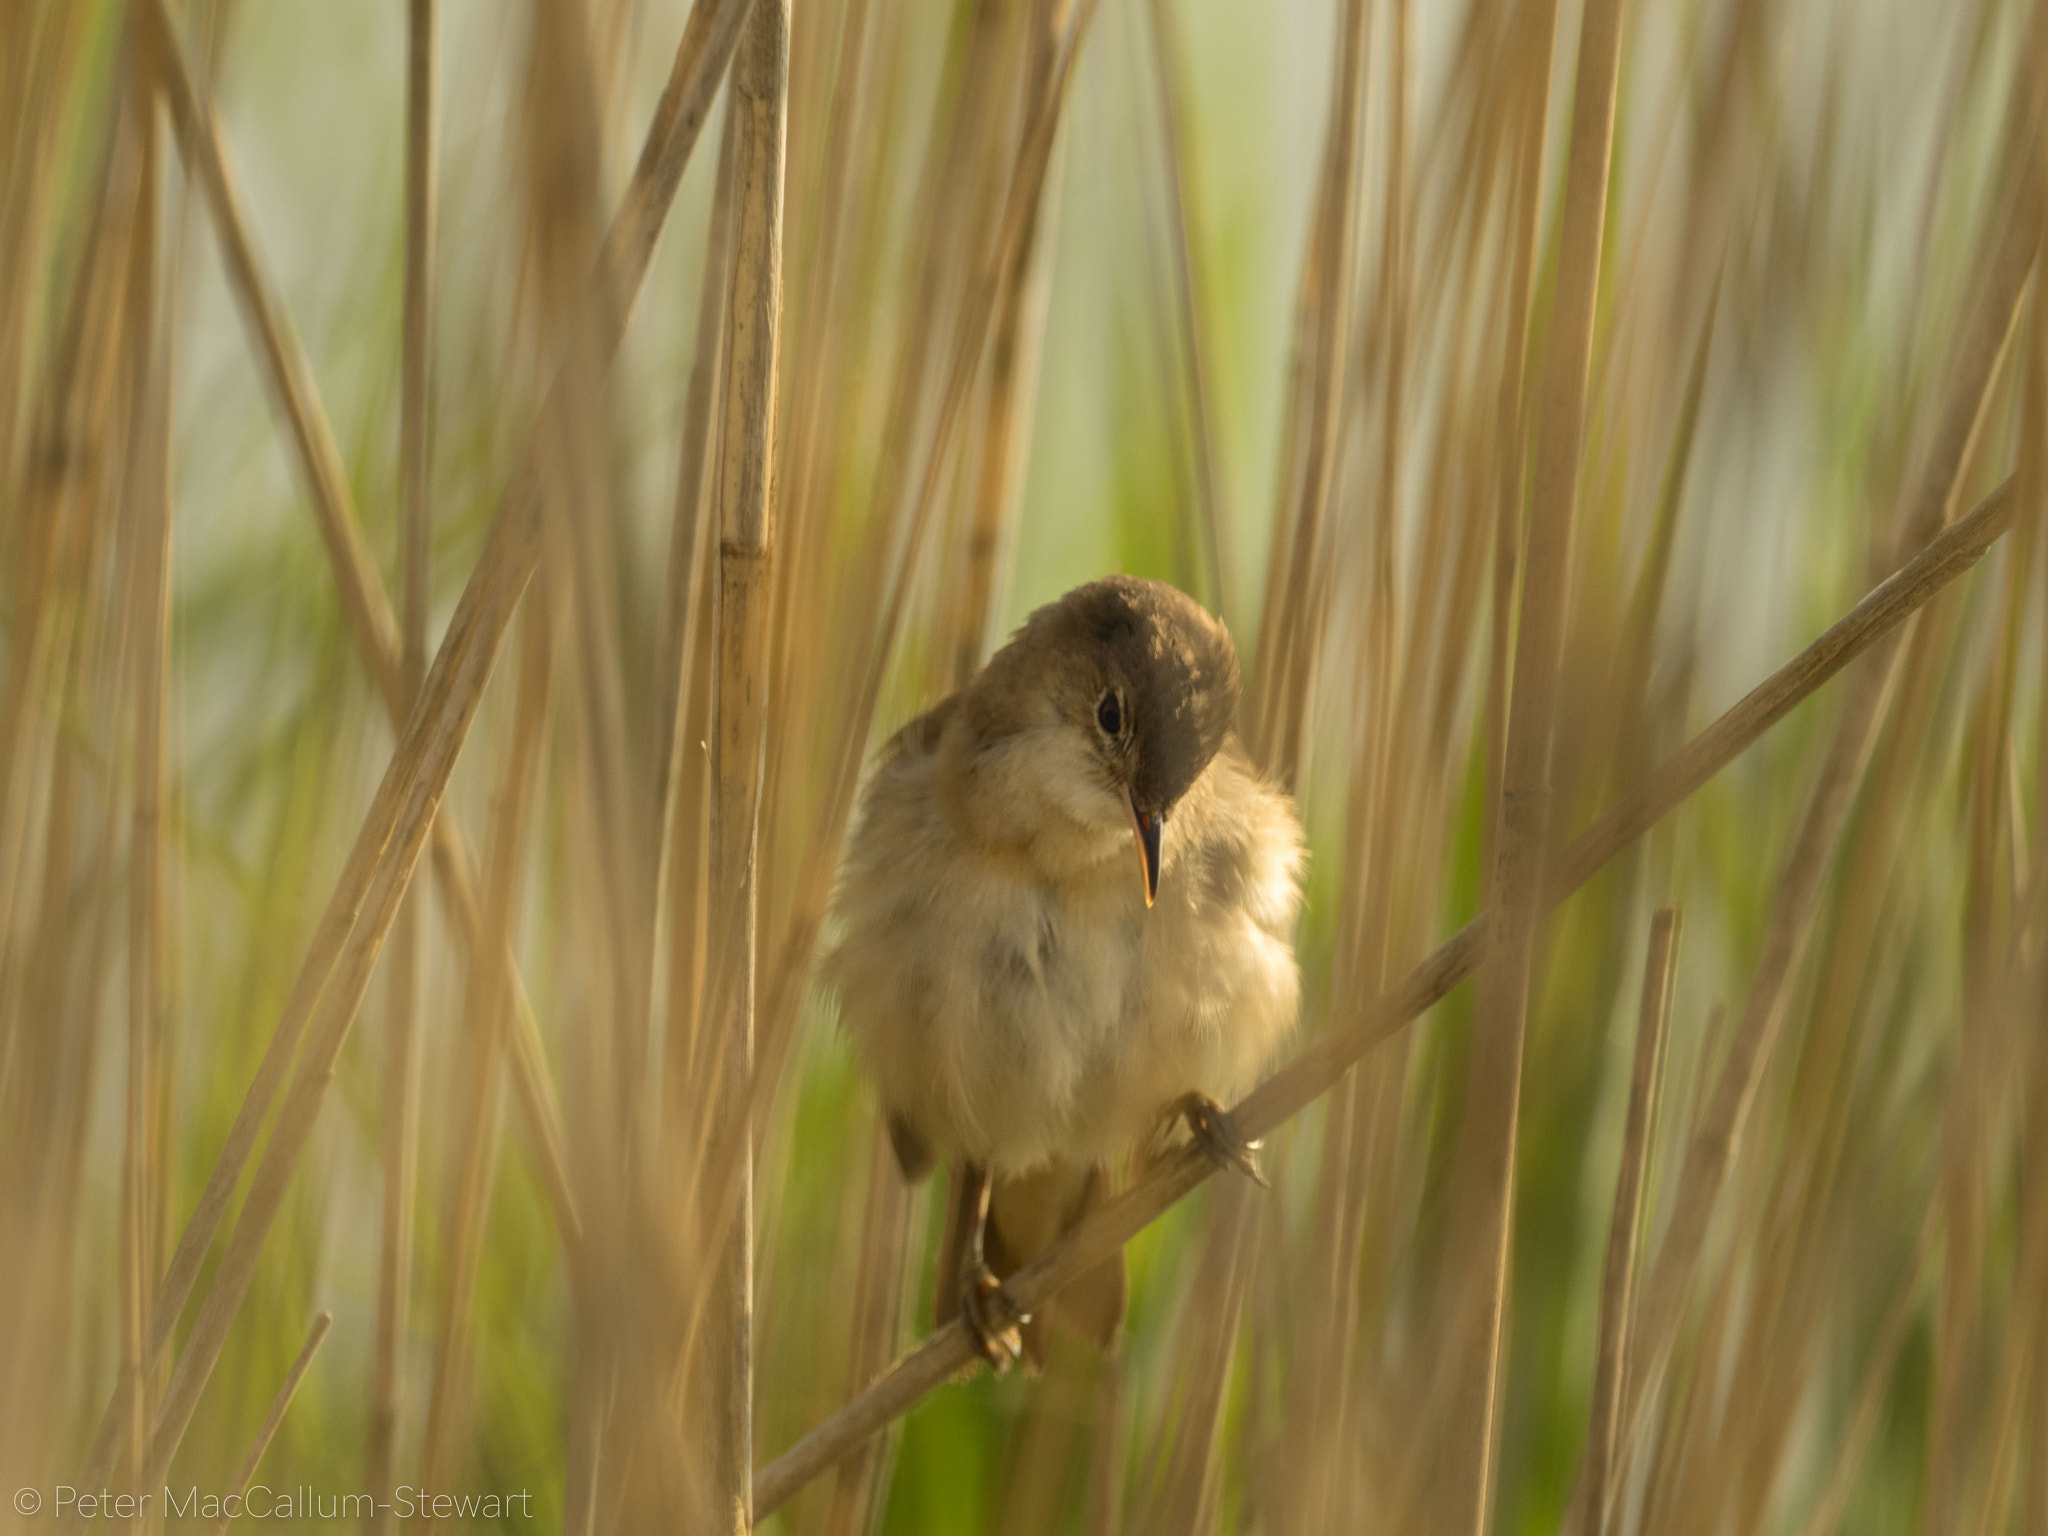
[5,1,2048,1533]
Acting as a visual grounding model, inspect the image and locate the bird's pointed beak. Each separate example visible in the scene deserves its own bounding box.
[1127,790,1161,908]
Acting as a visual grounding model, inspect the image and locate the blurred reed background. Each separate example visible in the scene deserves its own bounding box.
[4,0,2048,1531]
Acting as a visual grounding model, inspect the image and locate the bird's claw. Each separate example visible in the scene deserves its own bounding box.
[1179,1093,1268,1187]
[960,1261,1026,1372]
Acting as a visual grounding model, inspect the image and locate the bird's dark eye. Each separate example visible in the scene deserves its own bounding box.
[1096,691,1123,737]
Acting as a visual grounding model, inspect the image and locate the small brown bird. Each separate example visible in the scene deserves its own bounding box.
[825,575,1304,1367]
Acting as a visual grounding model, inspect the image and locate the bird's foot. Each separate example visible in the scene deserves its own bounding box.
[960,1261,1026,1372]
[1178,1092,1268,1187]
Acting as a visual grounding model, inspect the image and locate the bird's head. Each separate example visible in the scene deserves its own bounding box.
[946,575,1240,905]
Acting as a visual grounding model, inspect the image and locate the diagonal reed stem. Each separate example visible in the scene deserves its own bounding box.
[205,1312,332,1536]
[67,0,757,1505]
[752,471,2020,1517]
[1604,159,2038,1504]
[1569,907,1679,1536]
[123,1,579,1407]
[1788,1206,1936,1536]
[414,604,551,1526]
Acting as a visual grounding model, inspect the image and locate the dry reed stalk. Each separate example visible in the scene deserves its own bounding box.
[0,1,93,502]
[816,10,1008,716]
[0,33,122,1019]
[1255,160,1324,730]
[949,56,1059,693]
[819,1122,918,1536]
[699,0,788,1525]
[2019,110,2048,1534]
[1402,1,1521,330]
[1273,155,1456,1522]
[1787,1206,1936,1536]
[1898,3,2003,351]
[1926,747,2011,1525]
[118,5,581,1393]
[753,0,928,977]
[4,63,125,646]
[1613,169,2038,1475]
[366,673,425,1510]
[136,0,396,693]
[1371,0,1411,786]
[1141,0,1228,618]
[659,113,737,1124]
[1929,234,2041,1528]
[765,15,1067,1523]
[203,1312,333,1536]
[1141,1176,1258,1536]
[533,0,650,1192]
[561,1352,603,1536]
[1589,19,1719,400]
[636,30,825,1488]
[1248,0,1366,786]
[1568,907,1678,1536]
[1605,284,1716,795]
[655,109,735,829]
[766,0,873,704]
[1275,1066,1365,1532]
[1338,61,1559,1508]
[413,973,510,1526]
[1622,618,1925,1536]
[2019,946,2048,1536]
[1636,1212,1742,1536]
[1950,1211,2029,1536]
[738,0,1101,1178]
[521,7,650,1526]
[1927,326,2043,1531]
[366,5,438,1520]
[67,0,753,1501]
[994,1329,1100,1536]
[116,60,166,1506]
[399,0,436,714]
[749,467,2025,1519]
[1319,1068,1418,1531]
[1479,0,1560,905]
[16,5,2036,1524]
[414,603,551,1529]
[663,513,721,1111]
[1663,1172,1791,1536]
[822,0,1009,692]
[1692,573,1982,1531]
[958,262,1053,690]
[1647,274,2025,1522]
[1737,1201,1891,1533]
[0,68,135,1477]
[1284,7,1418,1509]
[1433,0,1623,1528]
[1085,1350,1128,1536]
[1323,435,1492,1525]
[739,0,1024,1117]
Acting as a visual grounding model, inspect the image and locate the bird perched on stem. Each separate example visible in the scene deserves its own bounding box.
[826,575,1304,1369]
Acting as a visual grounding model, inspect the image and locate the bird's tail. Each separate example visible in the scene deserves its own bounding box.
[935,1160,1126,1369]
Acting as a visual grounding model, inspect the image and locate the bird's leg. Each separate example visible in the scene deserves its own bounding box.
[1176,1093,1269,1187]
[957,1161,1025,1370]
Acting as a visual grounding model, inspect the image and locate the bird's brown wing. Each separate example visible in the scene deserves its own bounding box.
[885,1113,933,1182]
